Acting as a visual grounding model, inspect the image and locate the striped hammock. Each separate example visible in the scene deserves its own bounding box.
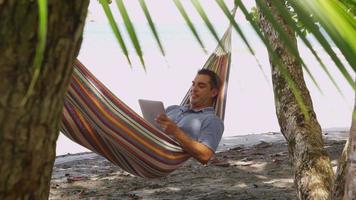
[60,26,232,178]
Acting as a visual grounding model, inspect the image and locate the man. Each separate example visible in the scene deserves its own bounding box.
[156,69,224,165]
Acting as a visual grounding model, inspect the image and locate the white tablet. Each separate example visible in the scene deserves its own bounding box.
[138,99,165,129]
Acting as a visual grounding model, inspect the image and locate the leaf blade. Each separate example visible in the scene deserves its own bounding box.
[270,0,345,97]
[173,0,207,53]
[289,0,355,91]
[99,0,131,66]
[256,0,323,93]
[191,0,224,52]
[216,0,269,83]
[235,0,310,120]
[138,0,166,56]
[22,0,48,105]
[116,0,145,68]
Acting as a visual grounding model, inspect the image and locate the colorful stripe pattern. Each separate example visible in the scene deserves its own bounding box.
[60,26,232,178]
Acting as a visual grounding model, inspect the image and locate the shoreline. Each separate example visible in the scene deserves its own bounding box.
[56,127,349,156]
[55,129,348,165]
[51,130,348,199]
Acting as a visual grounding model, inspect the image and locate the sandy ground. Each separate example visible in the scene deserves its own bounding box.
[50,131,348,200]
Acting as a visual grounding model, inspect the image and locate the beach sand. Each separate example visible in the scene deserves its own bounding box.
[50,130,348,200]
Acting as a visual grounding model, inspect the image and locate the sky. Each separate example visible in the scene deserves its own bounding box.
[56,0,354,155]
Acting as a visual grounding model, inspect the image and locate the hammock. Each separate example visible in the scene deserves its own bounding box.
[60,25,232,178]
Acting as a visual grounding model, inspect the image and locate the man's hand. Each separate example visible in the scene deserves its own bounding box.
[155,114,179,136]
[155,113,214,165]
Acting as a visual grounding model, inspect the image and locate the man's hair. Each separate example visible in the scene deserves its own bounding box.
[197,69,221,91]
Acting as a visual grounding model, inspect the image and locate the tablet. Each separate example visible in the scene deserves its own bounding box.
[138,99,165,129]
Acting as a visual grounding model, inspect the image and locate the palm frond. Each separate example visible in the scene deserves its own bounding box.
[116,0,145,68]
[99,0,131,66]
[173,0,207,53]
[22,0,48,106]
[216,0,269,83]
[270,0,345,97]
[297,0,356,71]
[191,0,224,52]
[256,0,323,93]
[289,0,355,91]
[138,0,166,56]
[235,0,310,119]
[299,0,355,69]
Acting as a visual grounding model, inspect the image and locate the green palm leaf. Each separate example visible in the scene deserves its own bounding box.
[289,0,355,91]
[191,0,224,52]
[138,0,165,56]
[300,0,355,69]
[270,0,345,97]
[216,0,269,83]
[116,0,145,69]
[235,0,309,119]
[173,0,207,53]
[256,0,322,93]
[99,0,131,66]
[22,0,47,105]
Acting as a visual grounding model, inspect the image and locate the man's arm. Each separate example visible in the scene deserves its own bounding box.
[155,114,213,164]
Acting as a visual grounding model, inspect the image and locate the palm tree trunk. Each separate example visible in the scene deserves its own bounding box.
[333,138,350,199]
[343,92,356,199]
[333,89,356,199]
[257,0,334,199]
[0,1,89,199]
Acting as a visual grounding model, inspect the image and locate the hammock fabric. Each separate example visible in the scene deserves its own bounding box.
[60,26,232,178]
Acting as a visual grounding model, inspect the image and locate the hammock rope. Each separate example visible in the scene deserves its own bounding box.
[60,24,233,178]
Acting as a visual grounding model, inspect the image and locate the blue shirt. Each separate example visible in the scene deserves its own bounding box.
[165,105,224,152]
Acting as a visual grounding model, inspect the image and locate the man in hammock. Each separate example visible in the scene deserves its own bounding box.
[156,69,224,165]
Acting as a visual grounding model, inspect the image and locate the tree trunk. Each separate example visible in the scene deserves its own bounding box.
[343,92,356,199]
[333,89,356,199]
[257,0,334,199]
[333,138,350,199]
[0,1,89,199]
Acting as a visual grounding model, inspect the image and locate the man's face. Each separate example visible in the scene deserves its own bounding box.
[189,74,218,109]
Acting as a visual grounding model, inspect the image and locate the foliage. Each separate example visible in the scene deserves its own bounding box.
[30,0,355,115]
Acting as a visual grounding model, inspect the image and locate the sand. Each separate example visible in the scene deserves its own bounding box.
[50,130,348,200]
